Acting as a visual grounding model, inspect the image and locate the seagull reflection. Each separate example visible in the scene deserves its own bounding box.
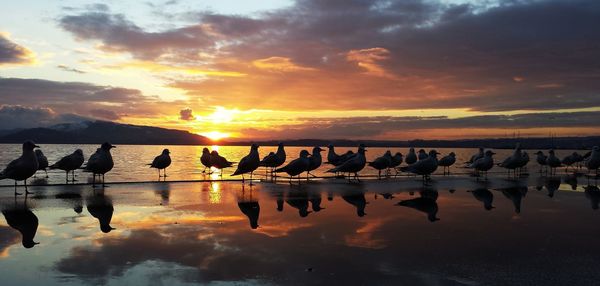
[153,183,171,205]
[2,200,39,248]
[469,188,495,210]
[55,192,84,214]
[584,185,600,210]
[342,192,368,217]
[544,177,561,198]
[270,190,285,212]
[327,191,334,201]
[499,185,528,214]
[563,175,578,191]
[237,199,260,229]
[375,193,395,200]
[309,191,325,212]
[86,193,115,233]
[286,191,312,217]
[397,187,440,222]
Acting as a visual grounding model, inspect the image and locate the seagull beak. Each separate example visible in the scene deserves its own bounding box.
[34,145,40,148]
[111,146,117,148]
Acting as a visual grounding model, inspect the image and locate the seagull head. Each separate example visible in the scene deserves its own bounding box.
[23,140,39,151]
[485,150,496,157]
[300,150,310,157]
[251,143,259,150]
[210,150,219,156]
[395,152,403,158]
[449,152,456,157]
[418,149,426,154]
[409,147,415,152]
[358,146,367,154]
[202,147,210,154]
[327,144,334,149]
[75,149,84,156]
[312,146,324,154]
[101,142,115,150]
[593,146,599,151]
[549,149,555,154]
[278,142,284,148]
[428,150,440,157]
[535,151,544,155]
[385,150,392,156]
[162,149,170,154]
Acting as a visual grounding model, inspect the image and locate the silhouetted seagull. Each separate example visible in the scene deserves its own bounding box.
[50,149,85,182]
[535,151,548,173]
[34,149,48,178]
[389,152,403,176]
[275,150,310,184]
[405,148,417,165]
[87,194,115,233]
[467,147,485,164]
[200,147,213,173]
[498,144,522,178]
[259,143,286,178]
[210,150,234,175]
[400,150,440,182]
[546,150,562,175]
[326,145,367,182]
[368,150,392,179]
[326,144,344,166]
[0,141,39,195]
[238,200,260,229]
[438,152,456,175]
[231,144,260,183]
[417,149,428,160]
[307,147,324,179]
[83,142,115,187]
[148,149,171,177]
[585,146,600,176]
[468,150,495,180]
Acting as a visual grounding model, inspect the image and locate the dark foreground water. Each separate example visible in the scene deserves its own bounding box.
[0,174,599,285]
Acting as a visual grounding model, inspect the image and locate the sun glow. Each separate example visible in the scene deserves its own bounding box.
[202,131,230,141]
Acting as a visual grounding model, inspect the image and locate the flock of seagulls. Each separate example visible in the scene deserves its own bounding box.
[1,141,600,195]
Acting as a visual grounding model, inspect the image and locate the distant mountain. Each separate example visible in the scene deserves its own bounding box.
[0,121,211,145]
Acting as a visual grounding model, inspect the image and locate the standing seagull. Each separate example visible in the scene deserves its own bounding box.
[200,148,213,173]
[389,152,403,176]
[210,150,234,176]
[400,150,440,182]
[468,150,495,180]
[546,150,562,176]
[275,150,311,184]
[83,142,115,187]
[438,152,456,175]
[368,150,392,179]
[467,147,485,165]
[585,146,600,177]
[34,149,49,178]
[0,141,39,195]
[417,149,428,161]
[231,144,260,183]
[259,143,286,178]
[306,147,324,179]
[535,151,548,174]
[405,148,417,165]
[148,149,171,178]
[50,149,85,182]
[326,146,367,182]
[498,144,523,178]
[326,144,345,166]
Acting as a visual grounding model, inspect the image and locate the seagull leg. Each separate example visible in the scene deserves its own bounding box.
[14,181,22,196]
[164,168,168,177]
[355,173,361,182]
[250,172,254,186]
[25,180,33,195]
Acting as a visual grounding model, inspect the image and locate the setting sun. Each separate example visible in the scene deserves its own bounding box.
[201,131,230,141]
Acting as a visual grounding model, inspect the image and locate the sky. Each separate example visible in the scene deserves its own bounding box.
[1,0,599,141]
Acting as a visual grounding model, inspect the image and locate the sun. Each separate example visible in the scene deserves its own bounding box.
[208,106,239,123]
[201,131,230,141]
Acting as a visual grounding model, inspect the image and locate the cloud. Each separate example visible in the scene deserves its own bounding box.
[0,105,91,130]
[0,33,35,66]
[57,64,86,74]
[179,108,194,121]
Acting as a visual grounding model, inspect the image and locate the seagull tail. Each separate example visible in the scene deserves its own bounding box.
[325,167,338,173]
[274,167,287,173]
[0,172,6,180]
[399,166,411,172]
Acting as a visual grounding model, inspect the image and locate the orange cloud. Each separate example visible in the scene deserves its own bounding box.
[253,57,316,72]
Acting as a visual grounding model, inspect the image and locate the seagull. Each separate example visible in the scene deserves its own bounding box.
[468,150,495,180]
[275,150,310,184]
[148,149,171,177]
[210,150,234,176]
[307,147,324,180]
[34,149,48,178]
[259,143,286,178]
[2,205,39,248]
[546,150,562,176]
[498,144,523,178]
[326,144,344,166]
[417,149,428,161]
[368,150,392,179]
[400,150,440,182]
[83,142,115,187]
[438,152,456,175]
[467,147,485,165]
[405,148,417,165]
[535,151,548,173]
[326,146,367,182]
[562,152,582,173]
[50,149,85,183]
[585,146,600,177]
[231,144,260,183]
[0,141,40,195]
[200,148,213,173]
[389,152,403,176]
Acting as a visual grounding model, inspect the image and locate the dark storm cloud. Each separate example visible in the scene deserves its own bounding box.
[0,77,167,126]
[0,34,34,65]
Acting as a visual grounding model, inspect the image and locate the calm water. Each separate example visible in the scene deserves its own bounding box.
[0,144,592,186]
[1,144,599,285]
